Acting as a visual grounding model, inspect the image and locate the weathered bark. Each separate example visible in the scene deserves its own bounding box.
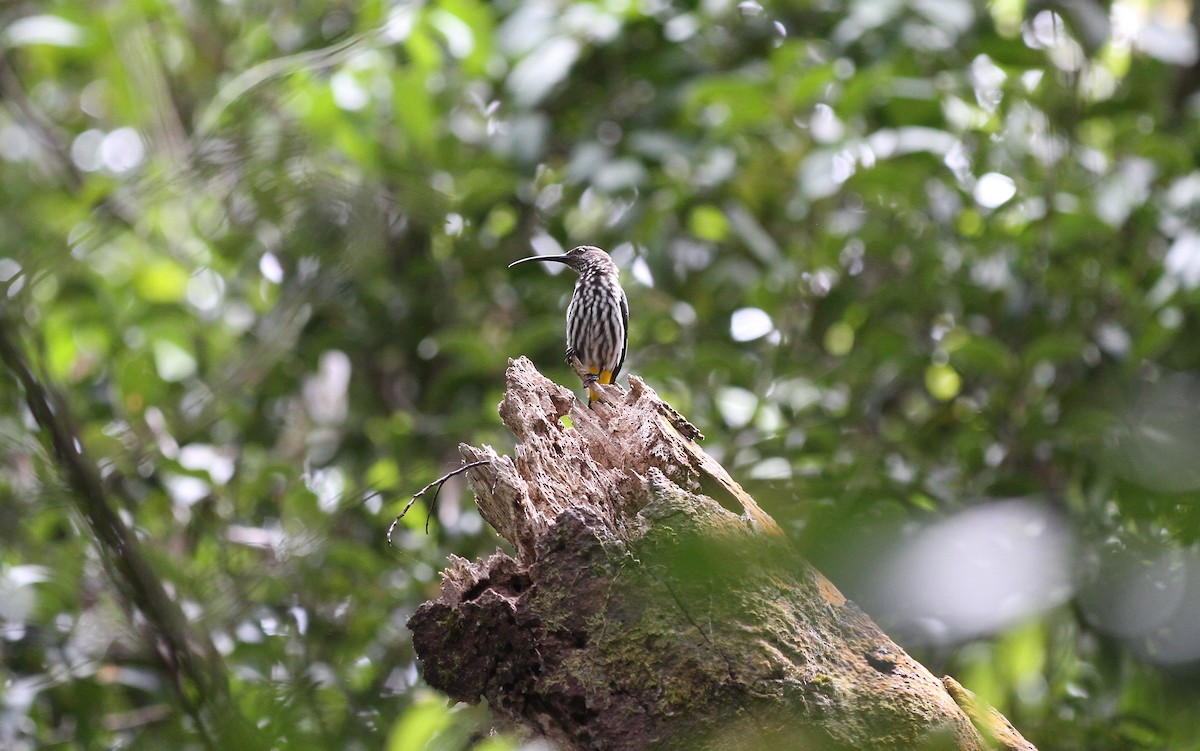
[408,357,1037,751]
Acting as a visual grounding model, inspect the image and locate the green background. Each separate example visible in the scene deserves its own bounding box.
[3,0,1200,748]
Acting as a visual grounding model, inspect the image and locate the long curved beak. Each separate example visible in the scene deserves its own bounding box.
[509,254,571,268]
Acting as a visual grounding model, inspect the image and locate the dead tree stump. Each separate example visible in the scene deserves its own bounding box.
[408,357,1037,751]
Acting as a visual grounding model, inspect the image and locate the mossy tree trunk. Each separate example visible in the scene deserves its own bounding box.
[408,357,1037,751]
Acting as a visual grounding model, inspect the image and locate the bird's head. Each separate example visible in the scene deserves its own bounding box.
[508,245,616,276]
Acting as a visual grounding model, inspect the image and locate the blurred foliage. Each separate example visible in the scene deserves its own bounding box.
[3,0,1200,748]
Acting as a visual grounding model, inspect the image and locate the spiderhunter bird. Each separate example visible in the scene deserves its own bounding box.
[509,245,629,404]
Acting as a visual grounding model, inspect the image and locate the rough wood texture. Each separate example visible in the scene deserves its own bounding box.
[408,357,1038,751]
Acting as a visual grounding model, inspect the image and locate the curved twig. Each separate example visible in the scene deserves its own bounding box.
[387,460,492,546]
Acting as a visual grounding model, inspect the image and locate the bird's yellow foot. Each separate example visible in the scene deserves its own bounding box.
[583,373,602,407]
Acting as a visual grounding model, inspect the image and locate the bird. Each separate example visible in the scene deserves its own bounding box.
[509,245,629,404]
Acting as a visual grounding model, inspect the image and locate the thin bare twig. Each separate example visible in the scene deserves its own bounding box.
[387,460,491,547]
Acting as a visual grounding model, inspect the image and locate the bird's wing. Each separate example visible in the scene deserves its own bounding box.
[613,288,630,379]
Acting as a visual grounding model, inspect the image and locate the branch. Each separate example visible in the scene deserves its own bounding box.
[387,459,492,543]
[944,677,1038,751]
[408,357,1039,751]
[0,311,258,748]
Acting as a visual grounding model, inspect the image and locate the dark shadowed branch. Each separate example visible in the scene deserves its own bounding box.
[0,309,258,749]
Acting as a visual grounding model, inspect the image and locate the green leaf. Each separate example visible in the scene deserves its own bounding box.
[134,260,189,303]
[688,205,729,242]
[385,694,452,751]
[925,363,961,401]
[823,321,855,356]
